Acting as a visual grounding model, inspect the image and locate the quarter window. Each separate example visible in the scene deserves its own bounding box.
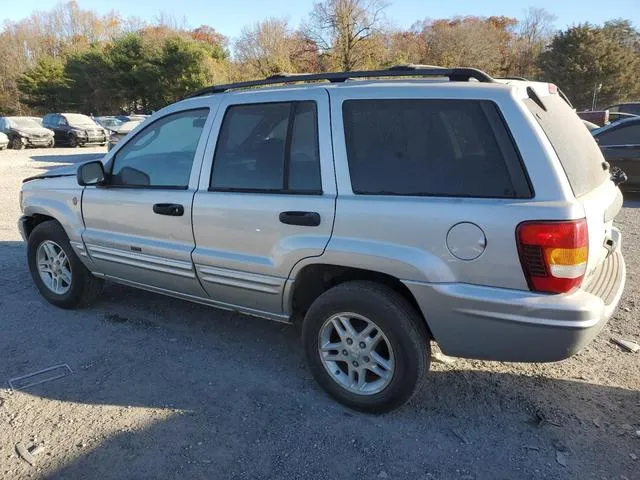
[110,108,209,188]
[342,99,530,198]
[211,101,321,193]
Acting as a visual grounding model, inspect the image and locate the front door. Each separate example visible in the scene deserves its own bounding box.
[81,107,213,297]
[191,89,336,316]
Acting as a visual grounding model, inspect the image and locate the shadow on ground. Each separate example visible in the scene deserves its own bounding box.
[1,240,637,479]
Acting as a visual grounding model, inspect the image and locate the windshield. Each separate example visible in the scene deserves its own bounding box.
[9,117,42,129]
[64,114,97,126]
[98,118,124,129]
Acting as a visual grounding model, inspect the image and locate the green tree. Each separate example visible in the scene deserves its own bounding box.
[538,24,640,109]
[17,57,71,112]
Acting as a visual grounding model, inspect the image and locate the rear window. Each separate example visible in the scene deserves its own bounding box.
[342,99,531,198]
[524,94,609,197]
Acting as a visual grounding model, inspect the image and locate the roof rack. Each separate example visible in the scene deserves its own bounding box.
[186,64,494,98]
[495,76,528,81]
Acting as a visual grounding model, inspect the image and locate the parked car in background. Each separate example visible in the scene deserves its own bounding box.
[0,132,8,150]
[593,116,640,190]
[607,103,640,116]
[107,118,144,151]
[94,116,124,132]
[42,113,107,147]
[28,117,43,126]
[608,111,638,124]
[0,116,55,149]
[20,66,625,412]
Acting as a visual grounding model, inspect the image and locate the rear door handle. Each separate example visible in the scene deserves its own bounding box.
[153,203,184,216]
[279,211,321,227]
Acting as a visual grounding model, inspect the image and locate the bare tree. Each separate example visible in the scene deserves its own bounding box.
[304,0,389,71]
[509,7,556,77]
[235,18,318,77]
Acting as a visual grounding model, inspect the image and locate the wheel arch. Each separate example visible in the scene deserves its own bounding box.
[285,262,432,338]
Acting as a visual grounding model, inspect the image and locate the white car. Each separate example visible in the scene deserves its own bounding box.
[0,131,8,150]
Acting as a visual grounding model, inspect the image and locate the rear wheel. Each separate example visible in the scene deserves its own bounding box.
[27,221,103,308]
[303,281,430,413]
[9,137,24,150]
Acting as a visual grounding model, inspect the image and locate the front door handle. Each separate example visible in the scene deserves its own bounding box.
[279,211,321,227]
[153,203,184,216]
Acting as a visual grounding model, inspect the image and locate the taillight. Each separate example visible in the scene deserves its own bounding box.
[548,83,558,94]
[516,219,588,294]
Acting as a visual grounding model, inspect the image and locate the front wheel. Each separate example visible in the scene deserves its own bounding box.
[303,281,430,413]
[9,137,24,150]
[27,221,103,309]
[68,135,79,148]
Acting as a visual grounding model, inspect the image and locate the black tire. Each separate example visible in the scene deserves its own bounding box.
[9,137,24,150]
[68,135,78,148]
[27,220,103,309]
[303,281,430,413]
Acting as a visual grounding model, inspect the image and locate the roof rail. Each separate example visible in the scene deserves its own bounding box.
[496,76,528,81]
[185,64,494,98]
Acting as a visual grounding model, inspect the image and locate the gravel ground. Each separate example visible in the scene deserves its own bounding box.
[0,147,638,480]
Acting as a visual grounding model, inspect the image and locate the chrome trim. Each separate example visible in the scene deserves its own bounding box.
[70,241,87,257]
[86,244,195,278]
[197,265,282,294]
[99,273,291,324]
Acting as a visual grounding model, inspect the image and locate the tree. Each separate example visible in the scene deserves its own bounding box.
[17,57,71,112]
[509,7,556,78]
[304,0,389,71]
[235,18,298,76]
[538,24,640,109]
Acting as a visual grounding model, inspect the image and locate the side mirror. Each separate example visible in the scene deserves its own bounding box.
[77,161,105,186]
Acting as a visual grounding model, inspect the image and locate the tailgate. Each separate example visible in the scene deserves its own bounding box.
[579,181,623,277]
[522,87,621,276]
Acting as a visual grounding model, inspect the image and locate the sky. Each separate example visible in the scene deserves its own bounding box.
[2,0,638,39]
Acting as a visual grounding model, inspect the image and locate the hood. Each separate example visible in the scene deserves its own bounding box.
[114,121,141,134]
[71,123,102,130]
[23,159,103,183]
[13,127,54,136]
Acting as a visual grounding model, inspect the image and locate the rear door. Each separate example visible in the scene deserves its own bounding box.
[596,122,640,187]
[191,88,336,316]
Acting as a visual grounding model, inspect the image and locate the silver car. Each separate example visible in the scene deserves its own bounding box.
[18,66,626,412]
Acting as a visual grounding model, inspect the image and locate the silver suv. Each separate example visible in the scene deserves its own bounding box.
[19,66,626,412]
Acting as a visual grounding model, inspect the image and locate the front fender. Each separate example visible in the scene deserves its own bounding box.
[21,177,93,267]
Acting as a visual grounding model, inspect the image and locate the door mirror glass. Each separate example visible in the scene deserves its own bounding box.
[77,161,105,186]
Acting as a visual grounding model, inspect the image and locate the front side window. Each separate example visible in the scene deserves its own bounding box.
[110,108,209,188]
[597,124,640,146]
[211,101,321,193]
[342,99,530,198]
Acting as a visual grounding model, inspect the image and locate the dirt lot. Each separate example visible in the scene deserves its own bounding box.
[0,147,638,480]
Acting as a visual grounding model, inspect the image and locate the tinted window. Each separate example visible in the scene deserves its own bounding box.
[111,108,209,188]
[211,101,321,193]
[597,124,640,146]
[342,99,530,197]
[525,94,608,197]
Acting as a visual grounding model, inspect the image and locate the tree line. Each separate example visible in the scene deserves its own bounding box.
[1,0,639,115]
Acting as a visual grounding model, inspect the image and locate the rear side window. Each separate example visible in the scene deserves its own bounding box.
[211,101,321,193]
[597,123,640,146]
[524,94,609,197]
[342,99,530,198]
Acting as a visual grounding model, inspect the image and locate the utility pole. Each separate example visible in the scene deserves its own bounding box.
[592,83,602,110]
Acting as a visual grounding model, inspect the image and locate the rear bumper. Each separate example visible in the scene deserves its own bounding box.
[405,248,625,362]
